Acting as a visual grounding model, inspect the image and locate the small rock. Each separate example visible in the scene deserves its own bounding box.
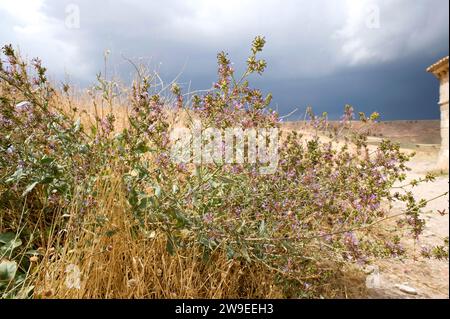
[366,271,381,289]
[395,284,418,295]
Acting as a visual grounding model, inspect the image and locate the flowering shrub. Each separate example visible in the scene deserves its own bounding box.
[0,45,99,211]
[0,38,447,298]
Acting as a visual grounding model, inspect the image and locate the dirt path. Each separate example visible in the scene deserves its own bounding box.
[366,150,449,299]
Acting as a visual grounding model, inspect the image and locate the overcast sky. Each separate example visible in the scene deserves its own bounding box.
[0,0,448,120]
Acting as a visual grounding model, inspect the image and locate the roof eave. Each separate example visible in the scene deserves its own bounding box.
[427,56,449,74]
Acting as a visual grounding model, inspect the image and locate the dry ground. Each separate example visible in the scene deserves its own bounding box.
[283,120,441,145]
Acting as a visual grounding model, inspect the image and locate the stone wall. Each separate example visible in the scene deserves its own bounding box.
[428,57,449,173]
[438,70,449,172]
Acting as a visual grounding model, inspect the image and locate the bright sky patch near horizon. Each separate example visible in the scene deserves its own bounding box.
[0,0,448,120]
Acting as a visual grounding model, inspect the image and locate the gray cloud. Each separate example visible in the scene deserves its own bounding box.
[0,0,448,119]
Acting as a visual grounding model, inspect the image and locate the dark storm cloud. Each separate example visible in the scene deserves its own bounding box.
[0,0,448,119]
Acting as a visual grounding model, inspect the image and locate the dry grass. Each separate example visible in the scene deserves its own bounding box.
[31,173,284,299]
[26,170,368,299]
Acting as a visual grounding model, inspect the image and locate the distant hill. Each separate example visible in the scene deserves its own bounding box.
[282,120,441,145]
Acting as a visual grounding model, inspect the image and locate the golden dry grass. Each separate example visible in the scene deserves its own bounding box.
[31,173,285,299]
[25,169,368,299]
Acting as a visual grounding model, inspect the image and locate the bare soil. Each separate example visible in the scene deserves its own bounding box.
[283,120,441,145]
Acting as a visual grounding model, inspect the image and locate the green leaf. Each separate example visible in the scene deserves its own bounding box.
[259,220,266,236]
[40,155,54,165]
[226,245,235,259]
[25,249,40,256]
[40,176,54,184]
[73,118,81,132]
[135,141,150,154]
[166,237,175,255]
[105,229,118,238]
[173,209,189,227]
[22,181,38,196]
[154,185,162,198]
[90,125,97,136]
[0,232,16,244]
[0,261,17,283]
[0,237,22,255]
[5,168,24,184]
[195,165,201,179]
[239,247,251,262]
[138,196,154,210]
